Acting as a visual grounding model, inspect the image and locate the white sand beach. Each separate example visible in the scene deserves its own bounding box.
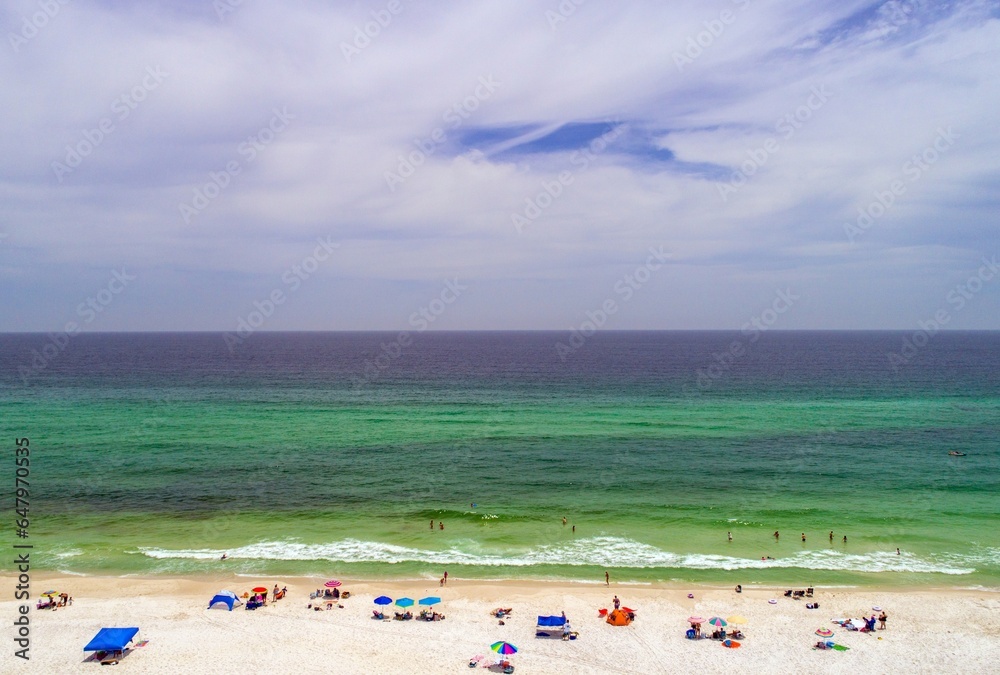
[5,576,999,673]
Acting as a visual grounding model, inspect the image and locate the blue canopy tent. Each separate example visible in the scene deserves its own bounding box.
[536,615,573,640]
[208,594,240,610]
[536,616,566,627]
[83,627,140,653]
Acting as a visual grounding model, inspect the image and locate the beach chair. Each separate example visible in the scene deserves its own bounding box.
[806,587,814,597]
[100,650,123,665]
[373,610,385,620]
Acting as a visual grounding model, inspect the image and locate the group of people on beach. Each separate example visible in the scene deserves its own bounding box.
[37,593,72,610]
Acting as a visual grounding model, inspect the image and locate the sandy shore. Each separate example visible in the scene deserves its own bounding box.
[3,575,998,673]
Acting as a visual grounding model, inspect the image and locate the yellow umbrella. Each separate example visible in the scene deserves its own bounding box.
[726,615,747,624]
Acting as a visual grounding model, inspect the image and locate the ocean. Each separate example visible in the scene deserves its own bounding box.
[2,331,997,588]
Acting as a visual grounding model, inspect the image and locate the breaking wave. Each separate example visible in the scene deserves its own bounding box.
[137,536,992,575]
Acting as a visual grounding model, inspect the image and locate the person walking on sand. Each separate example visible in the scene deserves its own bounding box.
[613,595,620,610]
[605,571,610,586]
[879,611,888,630]
[443,571,448,585]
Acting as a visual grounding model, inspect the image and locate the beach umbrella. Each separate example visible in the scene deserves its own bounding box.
[419,596,441,606]
[726,615,747,625]
[687,616,706,624]
[708,617,727,627]
[373,596,393,606]
[490,641,518,656]
[252,587,268,594]
[324,579,342,588]
[816,628,834,638]
[395,597,414,608]
[42,590,58,596]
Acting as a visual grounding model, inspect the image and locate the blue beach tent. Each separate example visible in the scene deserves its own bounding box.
[83,627,140,652]
[208,594,239,610]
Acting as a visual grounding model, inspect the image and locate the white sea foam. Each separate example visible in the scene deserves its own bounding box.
[136,536,989,575]
[54,549,84,558]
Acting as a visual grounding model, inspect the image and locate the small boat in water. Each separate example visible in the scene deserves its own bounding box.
[948,451,967,456]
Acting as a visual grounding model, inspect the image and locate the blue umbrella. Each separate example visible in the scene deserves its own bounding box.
[419,596,441,606]
[374,596,392,606]
[395,597,414,608]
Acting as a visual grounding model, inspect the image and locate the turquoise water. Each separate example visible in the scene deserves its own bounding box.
[2,332,998,587]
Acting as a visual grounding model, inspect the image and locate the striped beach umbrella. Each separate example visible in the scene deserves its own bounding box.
[708,617,727,627]
[490,641,518,655]
[324,579,342,588]
[816,628,834,638]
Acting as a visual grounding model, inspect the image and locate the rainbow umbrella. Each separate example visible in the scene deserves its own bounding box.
[324,579,342,588]
[708,617,727,627]
[490,641,518,655]
[816,628,834,638]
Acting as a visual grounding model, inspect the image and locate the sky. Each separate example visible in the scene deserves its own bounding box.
[1,0,999,331]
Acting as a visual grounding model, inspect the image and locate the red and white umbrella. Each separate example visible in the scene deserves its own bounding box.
[324,579,342,588]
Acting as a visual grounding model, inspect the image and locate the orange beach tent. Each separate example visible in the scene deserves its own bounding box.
[606,609,632,626]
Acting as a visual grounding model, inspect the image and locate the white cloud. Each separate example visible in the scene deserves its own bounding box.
[1,0,998,329]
